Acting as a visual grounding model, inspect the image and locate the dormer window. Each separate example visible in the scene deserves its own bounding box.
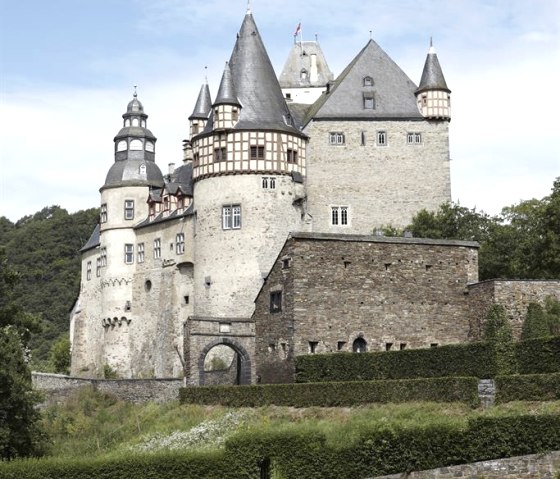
[117,140,127,152]
[363,76,374,86]
[130,139,142,151]
[300,69,308,80]
[145,141,154,152]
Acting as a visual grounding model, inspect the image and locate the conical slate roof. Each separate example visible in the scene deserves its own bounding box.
[305,39,422,123]
[189,82,212,120]
[416,43,450,94]
[215,12,301,134]
[214,62,240,106]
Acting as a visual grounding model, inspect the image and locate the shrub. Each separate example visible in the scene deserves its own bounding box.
[515,336,560,374]
[180,377,480,408]
[495,372,560,403]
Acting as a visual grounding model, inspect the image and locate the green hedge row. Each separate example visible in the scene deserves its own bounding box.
[179,377,480,407]
[496,372,560,403]
[2,414,559,479]
[295,336,560,383]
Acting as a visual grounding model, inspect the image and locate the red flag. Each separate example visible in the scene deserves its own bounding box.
[294,22,301,36]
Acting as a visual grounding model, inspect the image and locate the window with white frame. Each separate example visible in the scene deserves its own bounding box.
[377,130,387,146]
[262,177,276,189]
[331,206,349,226]
[363,93,375,109]
[86,261,92,280]
[329,132,345,145]
[137,243,145,263]
[100,247,107,267]
[100,203,107,223]
[124,244,134,264]
[96,257,101,277]
[363,76,374,86]
[153,238,161,259]
[222,204,241,230]
[176,233,185,254]
[124,200,134,220]
[407,132,422,145]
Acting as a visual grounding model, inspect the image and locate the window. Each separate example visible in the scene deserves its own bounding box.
[270,291,282,313]
[309,341,318,354]
[124,244,134,264]
[192,123,199,135]
[132,118,139,127]
[96,258,101,277]
[337,341,346,351]
[407,132,422,145]
[100,204,107,223]
[363,76,374,86]
[385,343,393,351]
[250,145,265,159]
[124,200,134,220]
[232,108,239,122]
[363,93,375,109]
[222,204,241,230]
[300,69,308,80]
[193,152,200,167]
[137,243,145,263]
[176,233,185,254]
[153,238,161,259]
[163,197,170,212]
[329,132,345,145]
[213,147,227,162]
[86,261,92,280]
[262,177,276,189]
[219,322,231,333]
[100,247,107,267]
[287,149,298,164]
[360,131,366,146]
[331,206,349,226]
[400,343,407,350]
[377,131,387,146]
[145,141,154,152]
[130,139,142,150]
[117,140,127,152]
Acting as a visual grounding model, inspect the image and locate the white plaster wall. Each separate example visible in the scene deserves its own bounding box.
[305,119,451,232]
[193,174,307,318]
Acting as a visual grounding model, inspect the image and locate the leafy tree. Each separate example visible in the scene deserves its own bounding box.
[49,336,71,375]
[0,254,47,460]
[521,302,549,340]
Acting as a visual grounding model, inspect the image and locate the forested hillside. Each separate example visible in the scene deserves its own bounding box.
[0,206,98,368]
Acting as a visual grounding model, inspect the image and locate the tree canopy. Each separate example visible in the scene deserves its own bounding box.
[401,177,560,281]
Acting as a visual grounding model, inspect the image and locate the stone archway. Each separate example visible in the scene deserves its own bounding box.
[197,338,252,386]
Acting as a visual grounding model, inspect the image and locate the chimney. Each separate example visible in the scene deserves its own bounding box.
[168,163,175,175]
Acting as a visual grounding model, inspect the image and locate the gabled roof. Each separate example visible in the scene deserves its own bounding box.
[279,40,334,88]
[304,39,422,124]
[208,12,301,135]
[416,43,450,94]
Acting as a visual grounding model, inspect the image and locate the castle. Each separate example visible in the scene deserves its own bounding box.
[70,9,558,384]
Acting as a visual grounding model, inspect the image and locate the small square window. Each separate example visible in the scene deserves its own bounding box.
[337,341,346,351]
[184,295,189,305]
[377,131,387,146]
[400,343,407,350]
[363,94,375,109]
[219,322,231,333]
[213,147,227,162]
[407,132,422,145]
[385,342,393,351]
[329,132,345,145]
[250,145,265,159]
[287,149,298,164]
[309,341,319,354]
[270,291,282,313]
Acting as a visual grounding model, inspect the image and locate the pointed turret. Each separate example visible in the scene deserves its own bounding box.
[212,62,241,130]
[189,81,212,137]
[103,88,164,190]
[416,39,451,120]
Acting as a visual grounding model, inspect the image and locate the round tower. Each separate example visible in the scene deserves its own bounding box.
[415,39,451,120]
[97,89,164,376]
[191,11,308,320]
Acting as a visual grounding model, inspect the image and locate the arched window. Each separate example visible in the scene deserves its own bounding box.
[117,140,127,152]
[124,119,131,127]
[130,139,142,150]
[132,118,139,127]
[353,337,367,353]
[363,76,374,86]
[141,120,146,128]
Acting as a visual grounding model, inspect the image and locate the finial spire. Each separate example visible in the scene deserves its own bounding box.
[369,30,373,40]
[204,66,208,83]
[133,84,138,98]
[246,0,251,14]
[429,37,436,54]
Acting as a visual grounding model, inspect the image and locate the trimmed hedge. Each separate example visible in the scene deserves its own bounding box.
[295,336,560,383]
[516,336,560,374]
[1,414,559,478]
[295,342,497,382]
[179,377,480,407]
[495,372,560,403]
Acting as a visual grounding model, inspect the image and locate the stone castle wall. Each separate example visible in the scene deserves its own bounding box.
[372,451,560,479]
[467,280,560,340]
[305,119,451,232]
[255,234,479,383]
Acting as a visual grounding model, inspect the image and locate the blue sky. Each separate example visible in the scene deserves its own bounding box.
[1,0,559,222]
